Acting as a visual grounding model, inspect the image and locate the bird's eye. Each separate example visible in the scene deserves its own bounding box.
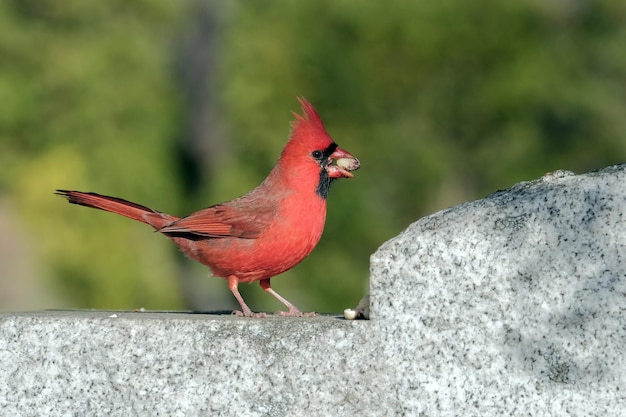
[312,150,323,159]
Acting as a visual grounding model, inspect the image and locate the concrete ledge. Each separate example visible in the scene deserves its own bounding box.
[1,311,371,416]
[3,164,626,416]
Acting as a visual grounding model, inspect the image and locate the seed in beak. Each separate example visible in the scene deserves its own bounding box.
[336,157,359,171]
[332,157,360,177]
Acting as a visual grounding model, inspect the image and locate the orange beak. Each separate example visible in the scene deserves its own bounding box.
[326,146,360,178]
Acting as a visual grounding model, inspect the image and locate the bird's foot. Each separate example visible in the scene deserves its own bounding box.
[231,310,268,318]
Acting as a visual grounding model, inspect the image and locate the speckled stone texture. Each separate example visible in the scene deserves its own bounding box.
[2,164,626,416]
[1,312,373,416]
[370,164,626,415]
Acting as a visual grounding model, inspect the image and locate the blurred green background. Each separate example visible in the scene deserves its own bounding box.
[1,0,625,313]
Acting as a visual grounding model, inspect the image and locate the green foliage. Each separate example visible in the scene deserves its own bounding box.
[0,0,185,309]
[2,0,626,312]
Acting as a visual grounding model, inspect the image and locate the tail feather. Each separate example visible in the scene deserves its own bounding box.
[55,190,178,229]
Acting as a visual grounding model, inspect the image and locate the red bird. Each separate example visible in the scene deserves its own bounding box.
[56,98,360,317]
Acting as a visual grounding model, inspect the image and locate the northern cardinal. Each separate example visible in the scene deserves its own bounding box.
[56,98,360,317]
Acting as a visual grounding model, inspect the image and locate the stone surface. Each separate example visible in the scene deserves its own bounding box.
[1,311,372,416]
[370,165,626,415]
[2,164,626,416]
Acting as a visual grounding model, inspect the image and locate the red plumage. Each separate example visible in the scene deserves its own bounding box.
[56,98,360,317]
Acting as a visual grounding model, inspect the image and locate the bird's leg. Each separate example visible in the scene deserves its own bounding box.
[259,279,316,317]
[228,275,266,317]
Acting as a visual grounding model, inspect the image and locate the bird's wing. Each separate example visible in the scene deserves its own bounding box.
[157,203,275,240]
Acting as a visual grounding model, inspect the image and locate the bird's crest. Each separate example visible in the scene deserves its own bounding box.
[287,97,333,151]
[291,97,324,128]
